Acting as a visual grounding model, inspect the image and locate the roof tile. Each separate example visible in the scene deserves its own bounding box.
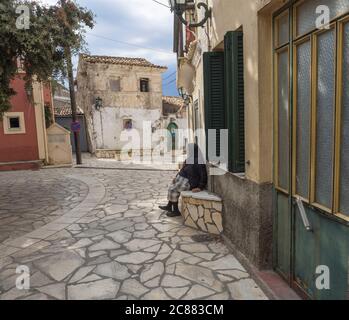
[54,105,84,117]
[162,96,185,108]
[80,54,167,70]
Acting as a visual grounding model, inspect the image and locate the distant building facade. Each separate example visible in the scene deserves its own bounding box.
[77,54,175,158]
[52,82,89,153]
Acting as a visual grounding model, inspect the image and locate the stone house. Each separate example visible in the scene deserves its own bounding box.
[172,0,349,299]
[76,54,170,158]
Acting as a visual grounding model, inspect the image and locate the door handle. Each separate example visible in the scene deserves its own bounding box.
[295,197,313,232]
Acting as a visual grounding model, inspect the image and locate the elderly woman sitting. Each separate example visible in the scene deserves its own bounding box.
[159,143,207,217]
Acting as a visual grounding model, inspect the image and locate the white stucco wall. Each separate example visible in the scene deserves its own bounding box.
[180,0,285,183]
[93,107,161,150]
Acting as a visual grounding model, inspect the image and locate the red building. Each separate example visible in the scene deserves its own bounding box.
[0,71,54,171]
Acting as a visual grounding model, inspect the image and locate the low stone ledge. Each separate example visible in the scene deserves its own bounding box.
[95,149,153,160]
[181,191,223,235]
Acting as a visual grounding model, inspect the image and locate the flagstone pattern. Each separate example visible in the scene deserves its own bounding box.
[0,167,268,300]
[181,191,223,235]
[0,172,88,244]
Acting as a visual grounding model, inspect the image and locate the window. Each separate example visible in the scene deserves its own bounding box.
[313,26,336,210]
[203,30,245,173]
[109,79,121,92]
[9,117,20,129]
[294,37,311,199]
[274,5,349,219]
[140,78,149,92]
[203,51,226,160]
[224,31,245,173]
[274,10,289,48]
[275,46,290,193]
[337,17,349,218]
[194,99,200,131]
[294,0,349,39]
[3,112,25,134]
[123,119,133,130]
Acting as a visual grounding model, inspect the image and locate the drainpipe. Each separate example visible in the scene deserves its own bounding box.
[100,110,104,148]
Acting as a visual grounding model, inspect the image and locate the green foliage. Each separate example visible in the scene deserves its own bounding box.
[44,104,53,128]
[0,0,94,115]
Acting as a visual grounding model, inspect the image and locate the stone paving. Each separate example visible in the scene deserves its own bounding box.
[0,165,268,300]
[0,172,88,243]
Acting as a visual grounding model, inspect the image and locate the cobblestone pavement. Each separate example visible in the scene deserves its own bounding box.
[0,172,88,244]
[0,166,268,300]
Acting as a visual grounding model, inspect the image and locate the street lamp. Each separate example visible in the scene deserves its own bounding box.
[95,97,103,111]
[168,0,211,28]
[178,87,192,106]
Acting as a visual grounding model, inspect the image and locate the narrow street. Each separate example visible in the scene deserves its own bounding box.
[0,162,267,300]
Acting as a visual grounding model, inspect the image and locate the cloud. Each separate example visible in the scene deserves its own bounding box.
[30,0,178,95]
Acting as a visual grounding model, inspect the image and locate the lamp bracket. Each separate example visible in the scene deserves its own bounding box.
[175,2,211,28]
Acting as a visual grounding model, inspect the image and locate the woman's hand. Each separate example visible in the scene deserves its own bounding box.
[192,188,202,193]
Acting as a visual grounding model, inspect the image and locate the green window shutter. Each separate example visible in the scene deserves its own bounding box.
[224,31,245,173]
[203,52,226,159]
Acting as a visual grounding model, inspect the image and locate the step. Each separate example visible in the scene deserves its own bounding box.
[0,160,42,171]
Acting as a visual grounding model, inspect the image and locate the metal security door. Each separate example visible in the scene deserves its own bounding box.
[273,0,349,300]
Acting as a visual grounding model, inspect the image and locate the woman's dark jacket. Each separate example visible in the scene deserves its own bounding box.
[178,162,208,190]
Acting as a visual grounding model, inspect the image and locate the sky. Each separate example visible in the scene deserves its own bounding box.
[37,0,178,96]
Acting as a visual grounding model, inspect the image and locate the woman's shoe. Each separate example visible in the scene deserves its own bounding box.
[159,201,173,212]
[167,202,181,217]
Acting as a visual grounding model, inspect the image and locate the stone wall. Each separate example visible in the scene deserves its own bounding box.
[181,191,223,235]
[208,168,273,269]
[95,149,153,160]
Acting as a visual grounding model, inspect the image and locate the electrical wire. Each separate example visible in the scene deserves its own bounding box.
[163,78,177,86]
[163,71,176,80]
[88,33,174,55]
[150,0,171,9]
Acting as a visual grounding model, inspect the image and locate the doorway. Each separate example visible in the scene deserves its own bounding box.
[273,0,349,300]
[167,122,178,151]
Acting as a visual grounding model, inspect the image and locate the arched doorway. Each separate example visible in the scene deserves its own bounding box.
[167,122,178,151]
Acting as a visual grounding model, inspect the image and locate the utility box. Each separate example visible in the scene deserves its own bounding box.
[47,123,73,165]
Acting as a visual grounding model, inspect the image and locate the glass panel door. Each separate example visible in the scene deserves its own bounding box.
[313,27,336,210]
[339,20,349,216]
[276,48,290,192]
[294,38,311,199]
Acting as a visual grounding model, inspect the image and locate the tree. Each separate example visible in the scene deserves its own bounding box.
[0,0,94,116]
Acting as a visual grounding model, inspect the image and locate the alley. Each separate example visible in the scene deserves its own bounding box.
[0,165,268,300]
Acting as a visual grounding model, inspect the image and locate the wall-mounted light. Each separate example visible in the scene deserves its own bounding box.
[178,87,192,106]
[183,94,191,106]
[95,97,103,111]
[168,0,211,28]
[178,87,184,97]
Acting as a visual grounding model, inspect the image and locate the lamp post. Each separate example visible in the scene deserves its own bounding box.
[168,0,211,28]
[61,0,82,165]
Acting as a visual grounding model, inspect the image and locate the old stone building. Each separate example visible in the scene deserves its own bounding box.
[76,54,170,158]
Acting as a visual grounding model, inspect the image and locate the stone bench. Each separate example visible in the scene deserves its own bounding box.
[181,191,223,235]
